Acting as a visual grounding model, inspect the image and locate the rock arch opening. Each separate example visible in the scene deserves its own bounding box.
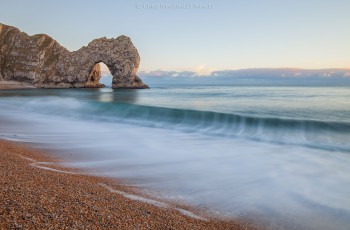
[87,62,114,88]
[87,62,116,88]
[99,62,114,87]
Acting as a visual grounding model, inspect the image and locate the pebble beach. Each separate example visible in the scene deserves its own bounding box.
[0,140,259,229]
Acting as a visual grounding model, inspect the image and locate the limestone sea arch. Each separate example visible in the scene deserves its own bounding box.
[0,23,148,89]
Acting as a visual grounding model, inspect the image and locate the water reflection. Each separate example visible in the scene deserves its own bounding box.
[96,88,139,103]
[0,88,140,104]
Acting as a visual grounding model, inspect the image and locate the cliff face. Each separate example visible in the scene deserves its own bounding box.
[0,23,148,89]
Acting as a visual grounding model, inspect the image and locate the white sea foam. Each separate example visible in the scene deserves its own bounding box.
[30,163,76,174]
[19,155,36,162]
[99,183,206,220]
[19,154,77,174]
[99,183,169,208]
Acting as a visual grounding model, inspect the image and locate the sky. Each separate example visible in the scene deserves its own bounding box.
[1,0,350,74]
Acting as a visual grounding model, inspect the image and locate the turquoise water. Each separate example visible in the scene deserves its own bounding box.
[0,85,350,229]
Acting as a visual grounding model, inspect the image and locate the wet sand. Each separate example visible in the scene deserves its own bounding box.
[0,139,260,229]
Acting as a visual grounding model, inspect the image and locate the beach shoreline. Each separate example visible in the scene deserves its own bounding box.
[0,81,36,90]
[0,139,259,229]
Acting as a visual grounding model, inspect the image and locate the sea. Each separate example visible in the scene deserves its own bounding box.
[0,79,349,229]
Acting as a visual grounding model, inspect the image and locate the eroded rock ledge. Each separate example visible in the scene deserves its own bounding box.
[0,23,148,89]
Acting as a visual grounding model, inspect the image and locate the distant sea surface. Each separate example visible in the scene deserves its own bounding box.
[1,82,350,229]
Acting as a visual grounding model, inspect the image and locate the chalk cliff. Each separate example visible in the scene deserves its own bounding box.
[0,23,148,88]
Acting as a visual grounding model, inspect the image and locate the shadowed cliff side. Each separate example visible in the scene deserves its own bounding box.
[0,23,148,89]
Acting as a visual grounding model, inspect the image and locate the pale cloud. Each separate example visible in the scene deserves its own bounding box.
[139,68,350,80]
[195,65,214,75]
[138,70,197,78]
